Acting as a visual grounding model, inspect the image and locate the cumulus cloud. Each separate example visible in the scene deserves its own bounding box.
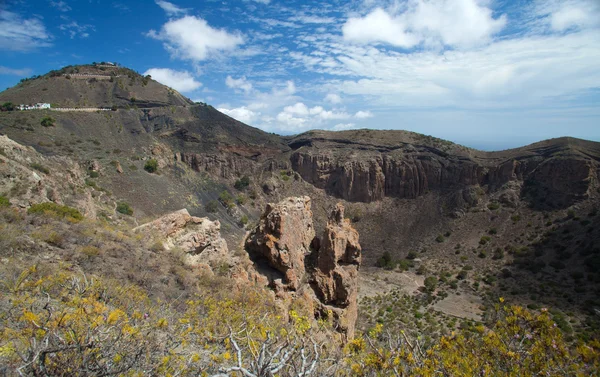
[0,66,32,76]
[324,93,342,104]
[355,110,373,119]
[343,0,506,48]
[226,76,253,93]
[143,68,202,92]
[332,123,358,131]
[0,11,52,51]
[155,1,188,16]
[148,16,244,61]
[218,106,260,124]
[548,0,600,31]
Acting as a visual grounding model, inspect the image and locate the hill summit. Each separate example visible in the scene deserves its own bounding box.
[0,62,192,109]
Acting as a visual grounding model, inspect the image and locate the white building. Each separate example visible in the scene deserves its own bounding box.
[17,103,51,110]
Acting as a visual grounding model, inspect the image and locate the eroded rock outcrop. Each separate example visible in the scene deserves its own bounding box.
[245,196,314,291]
[134,209,229,267]
[244,197,361,339]
[312,203,361,339]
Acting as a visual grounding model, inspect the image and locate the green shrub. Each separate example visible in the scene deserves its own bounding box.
[89,170,99,178]
[488,202,500,210]
[116,202,133,216]
[488,228,497,235]
[0,195,10,207]
[234,176,250,190]
[479,236,491,245]
[40,116,55,127]
[478,250,488,258]
[28,202,83,221]
[376,251,395,270]
[492,248,505,260]
[30,163,50,174]
[424,276,438,292]
[435,234,445,243]
[144,159,158,173]
[240,215,249,225]
[407,251,418,260]
[219,191,234,207]
[206,200,219,213]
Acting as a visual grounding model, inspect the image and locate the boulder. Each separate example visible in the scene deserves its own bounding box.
[134,209,229,267]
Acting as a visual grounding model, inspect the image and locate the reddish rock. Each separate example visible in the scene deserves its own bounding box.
[245,196,314,290]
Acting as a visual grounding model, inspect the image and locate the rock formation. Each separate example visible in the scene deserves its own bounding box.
[245,196,314,291]
[134,209,229,267]
[244,196,361,339]
[288,133,600,209]
[312,203,361,339]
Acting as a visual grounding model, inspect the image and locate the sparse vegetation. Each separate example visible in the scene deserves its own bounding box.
[30,162,50,174]
[40,116,56,127]
[205,200,219,213]
[144,159,158,173]
[116,201,133,216]
[27,202,83,221]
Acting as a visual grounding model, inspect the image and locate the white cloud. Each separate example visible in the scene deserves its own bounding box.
[155,1,188,16]
[143,68,202,92]
[50,1,71,12]
[59,22,95,39]
[0,11,52,51]
[0,66,32,76]
[148,16,244,61]
[355,110,373,119]
[324,93,342,104]
[226,76,253,93]
[283,102,310,116]
[343,0,506,48]
[343,8,418,47]
[332,123,358,131]
[548,0,600,31]
[218,106,260,124]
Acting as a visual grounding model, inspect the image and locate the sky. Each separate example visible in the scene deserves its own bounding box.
[1,0,599,150]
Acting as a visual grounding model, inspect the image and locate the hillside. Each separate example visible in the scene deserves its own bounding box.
[1,63,600,375]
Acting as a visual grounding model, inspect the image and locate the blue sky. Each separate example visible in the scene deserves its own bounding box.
[1,0,599,150]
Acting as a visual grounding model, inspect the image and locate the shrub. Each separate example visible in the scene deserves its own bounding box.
[492,248,505,260]
[219,191,234,207]
[457,270,468,280]
[479,236,491,245]
[234,176,251,191]
[407,251,418,260]
[236,194,247,205]
[40,116,56,127]
[478,250,488,258]
[435,234,445,243]
[88,170,99,178]
[206,200,219,213]
[424,276,438,292]
[116,202,133,216]
[144,159,158,173]
[240,215,249,226]
[28,202,83,221]
[0,195,10,207]
[376,251,395,270]
[488,228,497,235]
[488,202,500,210]
[30,163,50,174]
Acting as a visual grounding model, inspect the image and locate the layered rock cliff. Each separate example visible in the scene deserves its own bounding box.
[288,131,600,208]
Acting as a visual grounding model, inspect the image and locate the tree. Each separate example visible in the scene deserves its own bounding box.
[424,276,437,292]
[40,116,56,127]
[116,202,133,216]
[1,102,14,111]
[234,176,250,191]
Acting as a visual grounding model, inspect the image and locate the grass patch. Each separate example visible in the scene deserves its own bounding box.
[30,163,50,174]
[28,202,83,222]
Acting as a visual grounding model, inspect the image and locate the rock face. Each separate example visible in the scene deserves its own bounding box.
[245,197,361,339]
[134,209,229,267]
[245,197,314,291]
[312,204,361,339]
[288,133,600,209]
